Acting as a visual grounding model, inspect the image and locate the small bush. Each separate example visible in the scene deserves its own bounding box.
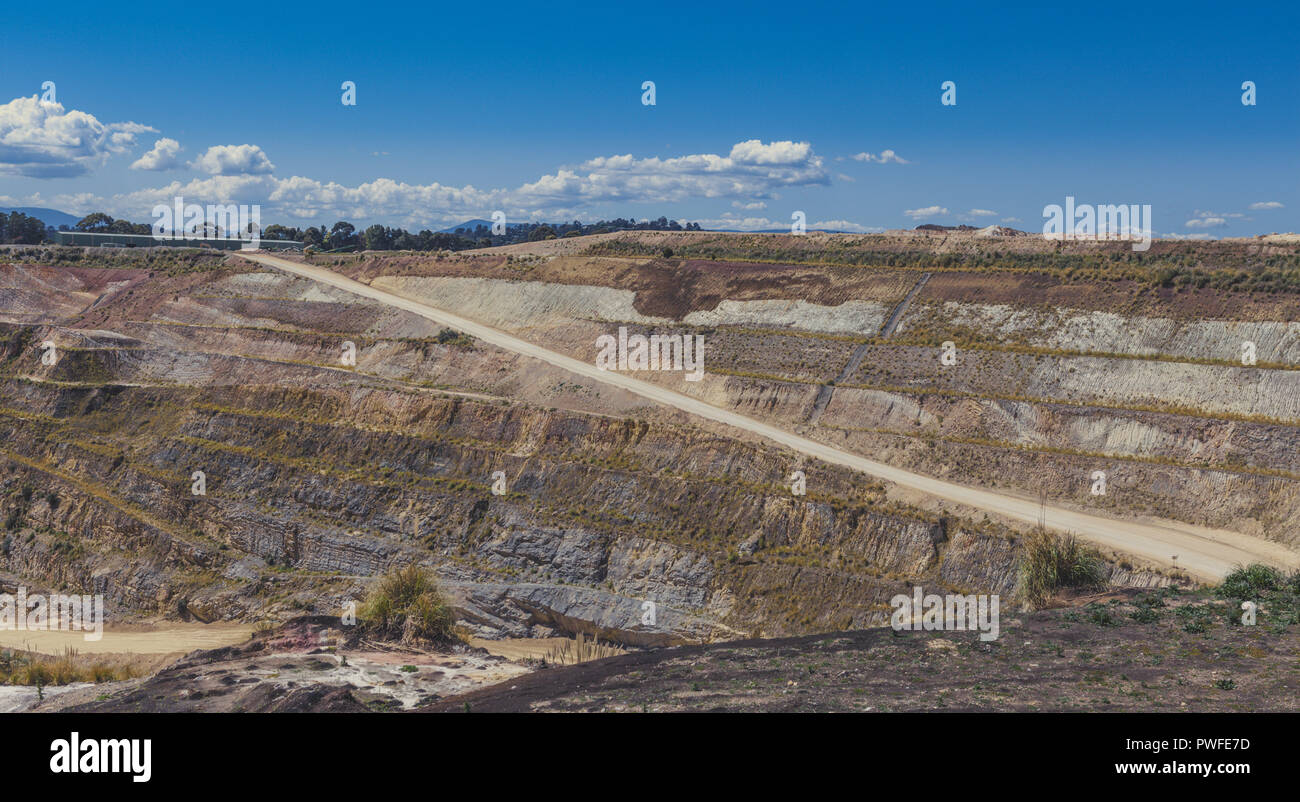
[1134,592,1166,609]
[1085,603,1120,627]
[1017,529,1106,607]
[1130,605,1161,623]
[1217,564,1282,600]
[360,565,456,644]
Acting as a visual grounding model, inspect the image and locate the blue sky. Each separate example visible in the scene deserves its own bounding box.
[0,0,1296,236]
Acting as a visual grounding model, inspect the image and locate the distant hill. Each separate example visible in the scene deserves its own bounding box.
[439,218,526,234]
[0,207,81,229]
[439,219,493,233]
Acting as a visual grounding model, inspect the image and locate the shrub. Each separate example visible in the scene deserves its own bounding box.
[1214,563,1300,629]
[1130,605,1161,623]
[360,565,456,644]
[1216,564,1282,600]
[1017,529,1106,607]
[1085,603,1120,627]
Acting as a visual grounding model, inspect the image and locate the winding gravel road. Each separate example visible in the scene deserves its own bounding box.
[239,252,1299,581]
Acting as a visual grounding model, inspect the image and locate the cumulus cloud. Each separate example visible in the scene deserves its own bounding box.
[1184,210,1237,229]
[570,140,827,203]
[904,205,948,220]
[851,150,908,164]
[810,219,885,233]
[191,144,276,175]
[1249,201,1283,210]
[728,139,814,165]
[53,140,832,229]
[691,215,779,231]
[692,215,883,233]
[131,137,183,171]
[0,96,154,177]
[957,208,999,222]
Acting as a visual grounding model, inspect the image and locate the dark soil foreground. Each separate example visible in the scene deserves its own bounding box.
[421,588,1300,713]
[36,588,1300,713]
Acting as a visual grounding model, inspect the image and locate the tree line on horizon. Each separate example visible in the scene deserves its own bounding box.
[0,210,701,250]
[264,216,702,251]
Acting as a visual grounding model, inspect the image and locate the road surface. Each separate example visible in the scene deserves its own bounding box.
[239,252,1299,581]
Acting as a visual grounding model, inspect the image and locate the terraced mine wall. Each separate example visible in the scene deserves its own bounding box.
[0,352,1024,644]
[6,242,1274,646]
[350,256,1300,546]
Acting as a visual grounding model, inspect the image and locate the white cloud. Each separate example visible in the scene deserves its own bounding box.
[1185,211,1230,229]
[810,220,885,233]
[191,144,276,175]
[47,140,832,229]
[1249,201,1283,210]
[692,215,780,231]
[728,139,813,165]
[1001,216,1022,223]
[967,208,998,217]
[0,96,153,177]
[1184,209,1254,229]
[851,149,908,164]
[131,137,183,171]
[732,200,767,210]
[571,140,827,203]
[904,205,948,220]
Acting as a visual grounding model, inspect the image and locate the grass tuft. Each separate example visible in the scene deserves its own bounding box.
[1017,528,1106,608]
[359,565,457,645]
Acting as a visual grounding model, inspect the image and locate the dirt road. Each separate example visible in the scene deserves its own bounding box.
[238,252,1299,581]
[0,623,254,655]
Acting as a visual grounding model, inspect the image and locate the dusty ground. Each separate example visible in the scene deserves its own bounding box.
[32,617,530,713]
[0,622,253,654]
[424,588,1300,712]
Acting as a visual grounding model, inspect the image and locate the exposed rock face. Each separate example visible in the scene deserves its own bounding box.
[366,260,1299,546]
[0,367,1019,644]
[11,241,1284,648]
[928,301,1300,365]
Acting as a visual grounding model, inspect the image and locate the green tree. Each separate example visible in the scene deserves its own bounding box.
[328,221,357,250]
[3,212,47,244]
[74,212,114,231]
[362,224,392,250]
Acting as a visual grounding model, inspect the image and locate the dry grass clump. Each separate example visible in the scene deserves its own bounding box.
[360,565,457,645]
[0,646,141,687]
[1017,528,1106,608]
[543,632,624,665]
